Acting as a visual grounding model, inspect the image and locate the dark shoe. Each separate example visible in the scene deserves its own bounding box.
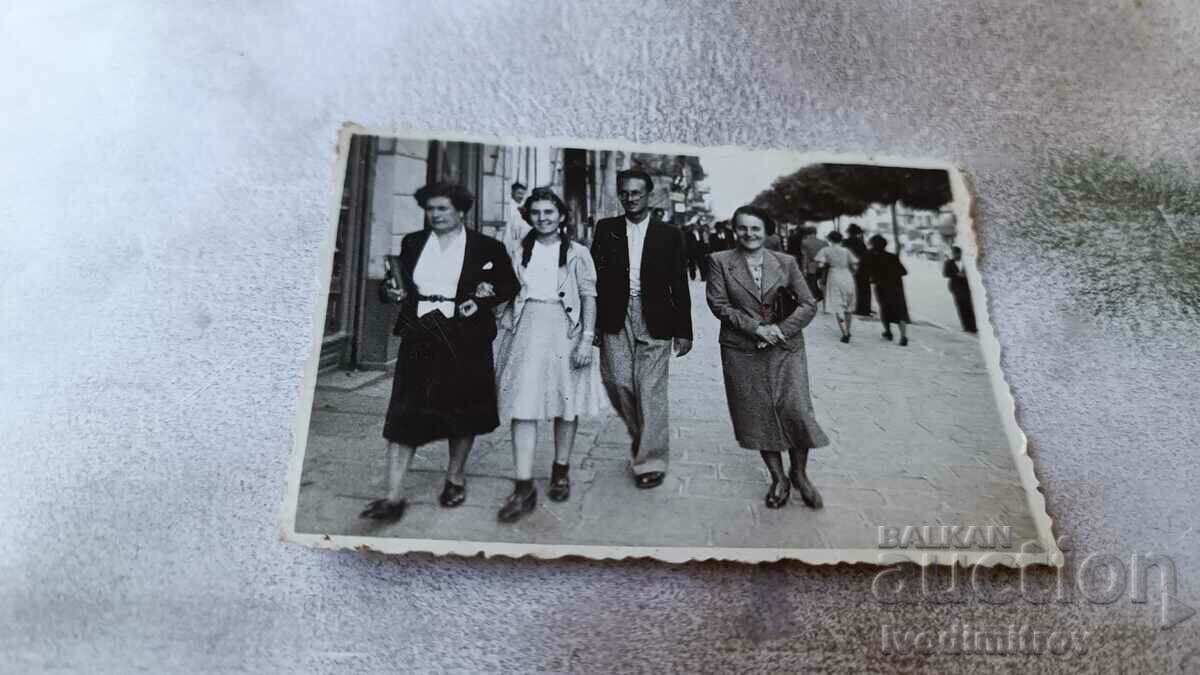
[497,488,537,523]
[548,463,571,502]
[359,498,407,521]
[765,475,791,509]
[438,480,466,508]
[899,337,909,347]
[840,334,851,344]
[882,331,894,341]
[635,471,666,489]
[789,470,823,509]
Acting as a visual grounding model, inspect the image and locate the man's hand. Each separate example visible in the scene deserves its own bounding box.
[673,337,693,357]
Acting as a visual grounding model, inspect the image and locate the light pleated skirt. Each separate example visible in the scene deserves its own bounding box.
[495,300,603,421]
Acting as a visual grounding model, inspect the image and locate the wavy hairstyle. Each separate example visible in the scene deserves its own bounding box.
[730,205,777,237]
[519,187,572,268]
[413,182,475,212]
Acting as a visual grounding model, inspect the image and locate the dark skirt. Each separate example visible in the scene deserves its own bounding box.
[383,311,500,447]
[874,282,910,324]
[853,272,873,315]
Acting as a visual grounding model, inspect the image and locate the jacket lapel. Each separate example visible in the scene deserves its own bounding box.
[727,253,762,301]
[640,222,660,276]
[402,229,432,284]
[557,244,572,290]
[455,229,479,301]
[611,219,629,269]
[760,251,783,297]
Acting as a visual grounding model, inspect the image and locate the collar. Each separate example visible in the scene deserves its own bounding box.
[625,214,651,230]
[429,227,467,251]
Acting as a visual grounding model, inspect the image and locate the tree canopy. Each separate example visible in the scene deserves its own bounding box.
[750,163,952,224]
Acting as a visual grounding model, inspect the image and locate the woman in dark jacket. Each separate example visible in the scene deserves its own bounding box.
[360,182,519,522]
[865,234,911,346]
[706,206,830,510]
[844,223,873,316]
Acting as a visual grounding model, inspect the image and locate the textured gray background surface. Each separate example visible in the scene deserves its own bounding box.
[3,1,1199,672]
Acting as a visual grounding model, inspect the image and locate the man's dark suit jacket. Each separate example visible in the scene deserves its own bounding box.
[591,216,693,341]
[391,228,518,344]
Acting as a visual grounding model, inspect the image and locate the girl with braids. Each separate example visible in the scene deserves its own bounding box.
[493,187,603,523]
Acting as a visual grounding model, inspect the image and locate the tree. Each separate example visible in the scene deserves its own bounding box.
[752,163,953,254]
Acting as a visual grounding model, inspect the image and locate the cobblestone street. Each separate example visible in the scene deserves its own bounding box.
[294,280,1038,551]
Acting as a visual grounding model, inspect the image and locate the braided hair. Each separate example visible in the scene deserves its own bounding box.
[519,187,572,268]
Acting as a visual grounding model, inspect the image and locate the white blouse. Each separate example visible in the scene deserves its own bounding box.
[524,239,560,300]
[413,229,467,318]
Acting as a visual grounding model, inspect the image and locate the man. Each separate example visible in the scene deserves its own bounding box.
[943,246,977,333]
[500,182,529,258]
[592,169,693,489]
[709,221,734,252]
[684,223,709,281]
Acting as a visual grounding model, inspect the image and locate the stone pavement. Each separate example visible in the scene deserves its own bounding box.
[293,280,1038,550]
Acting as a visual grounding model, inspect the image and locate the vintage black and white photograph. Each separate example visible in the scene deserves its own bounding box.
[282,129,1055,564]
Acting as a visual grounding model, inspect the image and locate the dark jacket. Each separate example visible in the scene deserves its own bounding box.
[685,229,709,258]
[590,216,693,341]
[391,229,519,343]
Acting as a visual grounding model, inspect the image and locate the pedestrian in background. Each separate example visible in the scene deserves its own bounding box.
[706,206,828,509]
[814,230,859,343]
[494,188,603,522]
[865,234,911,346]
[499,182,529,260]
[763,219,783,252]
[709,221,735,252]
[361,183,519,523]
[943,246,977,333]
[685,223,710,282]
[794,226,828,310]
[844,223,873,317]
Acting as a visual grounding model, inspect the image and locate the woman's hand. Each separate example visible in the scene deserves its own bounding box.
[754,324,787,346]
[475,281,495,298]
[571,338,594,369]
[383,283,405,304]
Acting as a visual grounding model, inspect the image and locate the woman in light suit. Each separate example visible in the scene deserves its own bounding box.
[706,206,830,509]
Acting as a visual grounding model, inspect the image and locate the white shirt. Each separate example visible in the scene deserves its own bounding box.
[413,229,467,318]
[625,215,650,297]
[501,202,530,260]
[524,239,560,300]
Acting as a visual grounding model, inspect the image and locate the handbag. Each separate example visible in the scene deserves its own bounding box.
[772,286,800,324]
[378,254,405,304]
